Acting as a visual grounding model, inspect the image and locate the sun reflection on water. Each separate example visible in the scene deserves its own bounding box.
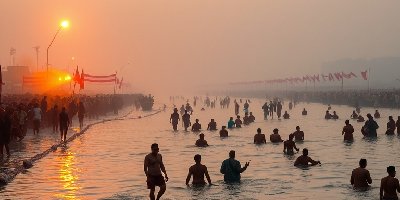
[56,151,81,200]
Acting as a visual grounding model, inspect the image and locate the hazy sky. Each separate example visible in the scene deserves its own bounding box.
[1,0,400,94]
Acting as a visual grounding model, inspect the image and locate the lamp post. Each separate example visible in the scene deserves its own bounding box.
[46,20,69,77]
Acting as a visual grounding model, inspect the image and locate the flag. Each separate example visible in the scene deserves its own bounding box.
[119,77,123,89]
[342,72,357,79]
[328,73,334,81]
[73,66,81,83]
[80,69,84,90]
[83,73,117,82]
[361,70,368,80]
[334,72,343,81]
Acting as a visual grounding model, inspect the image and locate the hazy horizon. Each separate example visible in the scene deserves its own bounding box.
[1,0,400,95]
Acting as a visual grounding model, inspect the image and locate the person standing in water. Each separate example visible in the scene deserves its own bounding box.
[220,126,228,137]
[386,116,396,135]
[283,134,299,155]
[227,117,235,129]
[294,148,321,167]
[396,116,400,135]
[276,101,282,119]
[186,154,212,186]
[270,128,283,143]
[292,126,304,141]
[195,133,209,147]
[144,143,168,200]
[220,150,250,183]
[59,107,70,142]
[262,101,269,119]
[350,159,372,189]
[254,128,266,144]
[207,119,217,131]
[182,110,191,131]
[363,114,379,137]
[269,101,274,119]
[342,120,355,142]
[170,108,180,131]
[191,119,201,132]
[235,115,243,128]
[380,166,400,200]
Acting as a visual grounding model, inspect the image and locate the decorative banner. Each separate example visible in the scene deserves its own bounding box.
[23,75,46,85]
[83,73,117,82]
[361,70,368,80]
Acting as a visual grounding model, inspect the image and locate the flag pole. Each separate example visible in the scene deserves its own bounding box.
[368,68,371,93]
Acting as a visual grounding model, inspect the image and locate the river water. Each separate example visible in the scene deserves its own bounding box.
[1,98,400,200]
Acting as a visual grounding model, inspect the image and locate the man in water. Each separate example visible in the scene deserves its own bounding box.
[386,116,396,135]
[283,111,290,119]
[332,111,339,119]
[358,115,365,122]
[220,150,249,183]
[350,159,372,189]
[220,126,229,137]
[170,108,180,131]
[342,120,355,142]
[262,101,269,119]
[186,154,212,186]
[144,143,168,200]
[59,107,70,142]
[243,100,249,114]
[195,133,209,147]
[254,128,266,144]
[270,128,283,143]
[32,103,42,134]
[269,101,274,119]
[302,108,307,116]
[227,117,235,129]
[292,126,304,141]
[234,101,239,116]
[294,148,321,167]
[380,166,400,200]
[182,110,191,131]
[243,113,250,125]
[374,110,381,119]
[283,134,299,155]
[191,119,201,132]
[325,110,332,120]
[351,110,359,119]
[248,112,255,123]
[276,102,283,119]
[363,114,379,137]
[396,116,400,135]
[235,115,243,128]
[207,119,217,131]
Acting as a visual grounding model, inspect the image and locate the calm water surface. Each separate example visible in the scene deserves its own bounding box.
[1,99,400,200]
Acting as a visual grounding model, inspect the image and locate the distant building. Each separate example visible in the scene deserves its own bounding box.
[2,66,30,93]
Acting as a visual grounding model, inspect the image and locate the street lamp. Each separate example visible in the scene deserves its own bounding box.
[46,20,69,76]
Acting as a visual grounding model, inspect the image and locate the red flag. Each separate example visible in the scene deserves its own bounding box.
[342,72,357,79]
[74,66,81,83]
[334,72,343,81]
[361,70,368,80]
[80,69,84,90]
[328,73,334,81]
[119,77,123,89]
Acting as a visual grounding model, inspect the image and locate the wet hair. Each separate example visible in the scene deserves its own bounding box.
[389,116,393,120]
[194,154,201,162]
[273,128,278,133]
[387,166,396,173]
[151,143,158,149]
[229,150,235,158]
[222,126,226,129]
[302,148,308,155]
[200,133,205,138]
[359,159,367,167]
[257,128,261,133]
[345,120,349,124]
[296,126,300,130]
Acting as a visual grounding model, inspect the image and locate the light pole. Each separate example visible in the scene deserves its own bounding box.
[46,20,69,76]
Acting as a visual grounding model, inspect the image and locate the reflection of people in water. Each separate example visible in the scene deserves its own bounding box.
[386,116,396,135]
[144,143,168,200]
[350,159,372,189]
[374,110,381,118]
[302,108,307,116]
[292,126,304,141]
[207,119,217,131]
[380,166,400,200]
[220,150,249,183]
[170,108,180,131]
[191,119,201,132]
[283,134,299,155]
[254,128,266,144]
[294,148,321,167]
[283,111,290,119]
[195,133,209,147]
[220,126,228,137]
[270,128,283,143]
[342,120,354,142]
[186,154,212,186]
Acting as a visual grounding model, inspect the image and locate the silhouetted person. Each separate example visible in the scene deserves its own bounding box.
[269,101,274,118]
[220,150,249,183]
[196,133,209,147]
[291,126,304,141]
[357,115,365,122]
[59,107,70,142]
[332,111,339,119]
[294,148,321,167]
[283,111,290,119]
[289,102,293,110]
[243,113,250,125]
[144,143,168,200]
[78,101,85,129]
[235,115,242,128]
[186,154,212,186]
[325,110,331,120]
[227,117,235,129]
[362,114,379,137]
[234,101,239,116]
[254,128,266,144]
[192,119,201,132]
[32,103,42,134]
[386,116,396,135]
[302,108,307,116]
[277,102,282,119]
[262,101,269,119]
[248,112,255,123]
[220,126,228,137]
[351,110,358,119]
[380,166,400,200]
[0,108,12,158]
[182,110,191,131]
[374,110,381,119]
[170,108,180,131]
[342,120,354,142]
[283,134,299,155]
[207,119,217,131]
[243,100,249,114]
[270,128,283,143]
[350,159,372,189]
[396,116,400,135]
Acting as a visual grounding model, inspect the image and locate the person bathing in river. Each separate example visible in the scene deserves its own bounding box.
[195,133,209,147]
[396,116,400,135]
[374,110,381,119]
[220,150,250,183]
[386,116,396,135]
[302,108,307,116]
[362,114,379,137]
[350,159,372,189]
[325,110,332,119]
[254,128,266,144]
[186,154,212,187]
[227,117,235,129]
[191,119,201,132]
[283,134,299,155]
[262,101,269,119]
[170,108,180,131]
[332,111,339,120]
[294,148,321,167]
[220,126,228,137]
[182,110,191,131]
[248,112,255,123]
[144,143,168,200]
[277,101,283,119]
[270,128,283,143]
[342,120,354,142]
[235,115,243,128]
[292,126,304,141]
[380,166,400,200]
[357,115,365,122]
[351,110,359,119]
[283,111,290,119]
[207,119,217,131]
[243,113,250,125]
